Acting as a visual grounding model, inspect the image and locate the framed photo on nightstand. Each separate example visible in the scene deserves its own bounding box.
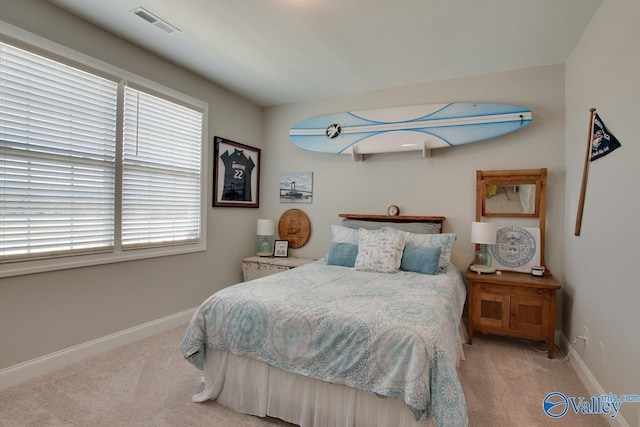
[274,240,289,257]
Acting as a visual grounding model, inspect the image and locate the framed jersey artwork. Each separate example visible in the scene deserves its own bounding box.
[213,136,261,207]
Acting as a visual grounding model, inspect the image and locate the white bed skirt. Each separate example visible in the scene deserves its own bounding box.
[191,324,467,427]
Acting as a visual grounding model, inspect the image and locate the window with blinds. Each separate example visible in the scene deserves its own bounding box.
[0,43,117,260]
[0,40,205,269]
[122,87,202,249]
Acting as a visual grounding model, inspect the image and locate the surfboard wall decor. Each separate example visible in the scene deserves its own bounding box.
[289,103,532,160]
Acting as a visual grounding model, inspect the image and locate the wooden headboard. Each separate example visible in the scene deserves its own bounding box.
[338,213,446,233]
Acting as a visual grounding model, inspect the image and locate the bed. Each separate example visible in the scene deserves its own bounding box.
[182,214,468,427]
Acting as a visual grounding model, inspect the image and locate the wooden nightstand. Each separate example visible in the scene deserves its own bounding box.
[466,268,561,358]
[242,256,314,281]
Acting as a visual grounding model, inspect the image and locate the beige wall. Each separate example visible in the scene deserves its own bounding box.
[261,65,567,277]
[565,1,640,425]
[0,0,262,369]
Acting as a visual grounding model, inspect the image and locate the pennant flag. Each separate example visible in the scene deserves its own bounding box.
[590,113,621,161]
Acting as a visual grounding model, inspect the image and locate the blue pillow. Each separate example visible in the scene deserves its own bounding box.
[326,242,358,267]
[400,246,441,275]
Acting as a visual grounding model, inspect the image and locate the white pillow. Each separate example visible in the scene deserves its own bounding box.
[354,228,406,273]
[341,219,440,234]
[331,224,359,245]
[383,227,456,268]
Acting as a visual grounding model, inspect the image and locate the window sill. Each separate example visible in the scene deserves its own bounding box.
[0,242,206,279]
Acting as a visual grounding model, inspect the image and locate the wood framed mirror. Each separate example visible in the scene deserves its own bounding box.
[476,168,547,267]
[477,169,547,218]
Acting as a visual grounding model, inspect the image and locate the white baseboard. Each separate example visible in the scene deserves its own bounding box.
[559,333,630,427]
[0,308,196,391]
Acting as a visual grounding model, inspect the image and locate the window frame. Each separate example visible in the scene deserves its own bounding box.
[0,23,208,278]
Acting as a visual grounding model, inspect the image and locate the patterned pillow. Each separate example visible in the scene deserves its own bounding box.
[354,228,406,273]
[383,227,456,268]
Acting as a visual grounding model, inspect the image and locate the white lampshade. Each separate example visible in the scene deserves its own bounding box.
[471,222,497,245]
[257,219,274,236]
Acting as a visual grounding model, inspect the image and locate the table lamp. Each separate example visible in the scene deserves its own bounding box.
[256,219,274,256]
[470,221,497,273]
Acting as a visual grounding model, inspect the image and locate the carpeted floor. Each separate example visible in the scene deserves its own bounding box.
[0,325,609,427]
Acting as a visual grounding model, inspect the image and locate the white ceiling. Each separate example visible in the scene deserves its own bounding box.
[49,0,601,107]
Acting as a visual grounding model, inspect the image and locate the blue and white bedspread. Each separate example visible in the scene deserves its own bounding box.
[182,260,468,427]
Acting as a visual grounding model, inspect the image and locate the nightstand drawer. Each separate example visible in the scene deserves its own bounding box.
[242,256,314,281]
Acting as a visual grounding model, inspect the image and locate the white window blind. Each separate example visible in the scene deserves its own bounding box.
[0,43,117,260]
[122,87,202,248]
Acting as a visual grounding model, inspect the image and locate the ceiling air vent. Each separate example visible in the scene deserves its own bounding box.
[131,7,180,34]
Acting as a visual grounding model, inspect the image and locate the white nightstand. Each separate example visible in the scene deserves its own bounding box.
[242,256,314,281]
